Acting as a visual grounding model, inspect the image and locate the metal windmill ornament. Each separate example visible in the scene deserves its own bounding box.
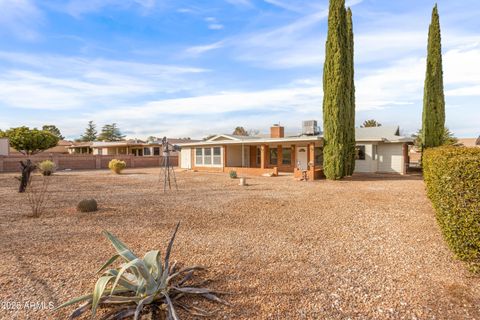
[159,137,179,192]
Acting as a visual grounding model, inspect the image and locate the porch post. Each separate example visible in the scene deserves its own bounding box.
[309,143,315,167]
[241,144,245,167]
[402,143,408,175]
[260,144,266,169]
[309,143,315,177]
[223,145,227,170]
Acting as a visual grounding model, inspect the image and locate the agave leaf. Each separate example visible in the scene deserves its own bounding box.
[161,222,180,288]
[105,269,138,292]
[103,296,143,304]
[175,301,212,317]
[167,265,205,284]
[111,259,156,295]
[201,293,231,306]
[68,301,92,319]
[101,307,136,320]
[103,231,138,262]
[92,276,115,317]
[173,287,214,294]
[143,250,162,280]
[54,293,93,311]
[134,294,155,320]
[164,294,179,320]
[97,254,120,274]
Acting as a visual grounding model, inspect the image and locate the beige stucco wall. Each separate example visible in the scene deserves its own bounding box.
[0,138,9,156]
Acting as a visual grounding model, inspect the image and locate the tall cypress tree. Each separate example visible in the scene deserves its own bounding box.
[322,0,349,180]
[345,7,356,176]
[422,4,445,149]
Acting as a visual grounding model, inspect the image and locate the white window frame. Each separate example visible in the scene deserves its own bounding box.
[195,147,223,167]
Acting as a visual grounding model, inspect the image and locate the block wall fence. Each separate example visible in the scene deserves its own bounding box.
[0,154,178,173]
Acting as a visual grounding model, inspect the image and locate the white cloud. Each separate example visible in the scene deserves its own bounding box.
[0,52,208,110]
[208,23,224,30]
[184,41,225,56]
[0,0,44,40]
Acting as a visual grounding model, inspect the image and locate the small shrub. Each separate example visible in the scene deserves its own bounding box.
[108,159,126,174]
[38,160,56,176]
[76,199,98,213]
[229,170,237,179]
[26,174,50,218]
[423,146,480,271]
[56,223,228,319]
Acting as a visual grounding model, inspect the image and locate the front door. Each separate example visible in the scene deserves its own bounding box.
[296,146,308,170]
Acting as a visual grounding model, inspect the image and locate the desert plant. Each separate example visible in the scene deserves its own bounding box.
[26,174,50,218]
[229,170,237,179]
[108,159,126,174]
[38,160,56,176]
[77,199,98,213]
[56,223,228,319]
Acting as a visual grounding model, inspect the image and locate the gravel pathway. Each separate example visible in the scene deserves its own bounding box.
[0,168,478,320]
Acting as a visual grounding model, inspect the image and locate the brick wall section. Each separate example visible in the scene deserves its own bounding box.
[0,154,178,173]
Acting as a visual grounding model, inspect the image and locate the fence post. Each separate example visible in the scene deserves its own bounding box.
[0,157,4,173]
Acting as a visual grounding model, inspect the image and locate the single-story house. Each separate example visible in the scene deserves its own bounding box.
[7,139,73,155]
[457,137,480,147]
[178,123,413,180]
[0,138,9,156]
[68,138,194,157]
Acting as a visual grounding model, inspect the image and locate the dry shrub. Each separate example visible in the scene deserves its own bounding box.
[26,174,51,218]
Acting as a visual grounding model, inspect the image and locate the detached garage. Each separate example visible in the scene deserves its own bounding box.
[354,126,412,175]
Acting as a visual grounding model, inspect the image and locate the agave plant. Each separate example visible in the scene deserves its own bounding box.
[56,223,228,319]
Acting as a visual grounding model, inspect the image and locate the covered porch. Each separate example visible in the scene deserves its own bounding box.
[181,135,324,180]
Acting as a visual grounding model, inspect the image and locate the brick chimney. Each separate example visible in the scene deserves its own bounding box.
[270,124,284,138]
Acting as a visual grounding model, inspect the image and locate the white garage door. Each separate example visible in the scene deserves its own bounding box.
[180,148,191,169]
[377,144,403,174]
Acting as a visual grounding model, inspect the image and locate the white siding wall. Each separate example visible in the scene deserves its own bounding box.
[377,143,404,174]
[355,143,378,173]
[0,138,9,156]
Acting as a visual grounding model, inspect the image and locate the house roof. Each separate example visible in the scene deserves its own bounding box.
[355,126,413,143]
[178,125,413,147]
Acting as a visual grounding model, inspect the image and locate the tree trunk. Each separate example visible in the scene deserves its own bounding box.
[19,159,36,193]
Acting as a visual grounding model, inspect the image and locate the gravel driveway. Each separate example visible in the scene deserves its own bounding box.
[0,169,479,319]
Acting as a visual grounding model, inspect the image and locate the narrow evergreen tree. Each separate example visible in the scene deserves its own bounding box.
[322,0,349,180]
[421,4,445,149]
[79,121,98,142]
[345,7,356,176]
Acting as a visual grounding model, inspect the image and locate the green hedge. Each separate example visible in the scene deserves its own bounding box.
[423,146,480,270]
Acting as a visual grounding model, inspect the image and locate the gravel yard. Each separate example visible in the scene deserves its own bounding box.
[0,168,479,320]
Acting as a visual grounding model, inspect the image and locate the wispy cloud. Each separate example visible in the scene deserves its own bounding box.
[184,41,225,56]
[0,0,44,40]
[0,52,208,110]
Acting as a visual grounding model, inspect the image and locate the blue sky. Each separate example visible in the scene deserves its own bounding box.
[0,0,479,139]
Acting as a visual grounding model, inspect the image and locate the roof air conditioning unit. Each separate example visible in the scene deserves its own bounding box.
[302,120,319,136]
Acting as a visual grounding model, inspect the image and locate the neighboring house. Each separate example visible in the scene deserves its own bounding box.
[0,138,9,156]
[68,138,194,156]
[8,139,73,155]
[178,122,413,180]
[458,138,480,147]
